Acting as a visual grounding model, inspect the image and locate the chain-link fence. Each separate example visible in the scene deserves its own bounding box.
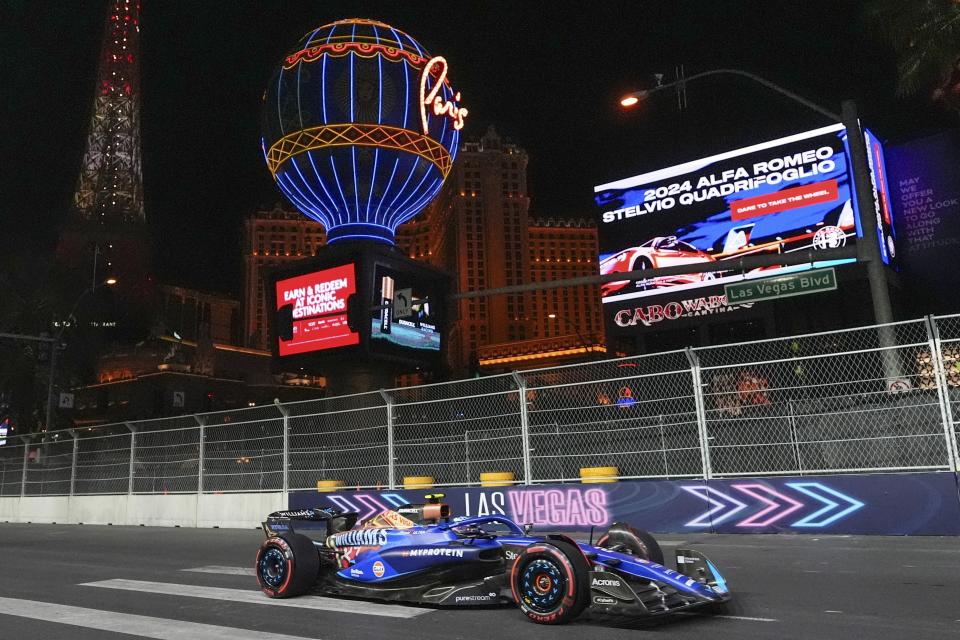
[1,315,958,497]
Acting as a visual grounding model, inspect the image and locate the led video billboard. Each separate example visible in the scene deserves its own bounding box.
[370,265,442,356]
[274,263,359,356]
[594,124,894,311]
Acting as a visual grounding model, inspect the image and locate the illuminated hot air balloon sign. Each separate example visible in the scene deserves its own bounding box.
[263,18,468,245]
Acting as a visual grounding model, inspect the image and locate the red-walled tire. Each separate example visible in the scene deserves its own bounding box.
[596,522,664,565]
[255,534,319,598]
[510,540,590,625]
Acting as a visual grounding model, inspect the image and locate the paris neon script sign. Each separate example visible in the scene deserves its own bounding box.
[420,56,468,135]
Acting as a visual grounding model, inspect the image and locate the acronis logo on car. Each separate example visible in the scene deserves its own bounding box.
[327,529,389,548]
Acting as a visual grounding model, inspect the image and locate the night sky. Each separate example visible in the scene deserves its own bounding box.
[1,1,954,295]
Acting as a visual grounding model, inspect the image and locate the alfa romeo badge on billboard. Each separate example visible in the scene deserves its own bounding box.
[812,225,847,249]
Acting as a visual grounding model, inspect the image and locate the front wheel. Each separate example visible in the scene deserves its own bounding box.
[255,533,319,598]
[511,540,590,625]
[596,523,664,565]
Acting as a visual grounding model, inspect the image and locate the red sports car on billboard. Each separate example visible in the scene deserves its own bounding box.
[600,236,716,297]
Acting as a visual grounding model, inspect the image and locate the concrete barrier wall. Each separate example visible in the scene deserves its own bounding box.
[0,493,284,528]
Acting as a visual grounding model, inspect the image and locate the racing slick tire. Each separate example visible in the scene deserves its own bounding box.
[596,522,664,565]
[256,533,319,598]
[510,539,590,625]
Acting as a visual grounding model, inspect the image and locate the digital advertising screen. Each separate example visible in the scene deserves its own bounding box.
[594,124,874,312]
[274,263,359,357]
[865,129,897,266]
[887,129,960,308]
[370,265,441,356]
[0,418,8,446]
[595,124,901,334]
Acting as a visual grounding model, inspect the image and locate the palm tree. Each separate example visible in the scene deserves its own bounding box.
[865,0,960,111]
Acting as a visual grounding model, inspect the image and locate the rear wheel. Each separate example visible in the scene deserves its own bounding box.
[597,523,664,565]
[511,540,590,624]
[256,533,319,598]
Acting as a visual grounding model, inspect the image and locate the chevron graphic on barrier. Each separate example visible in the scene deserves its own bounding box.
[681,486,748,527]
[786,482,865,527]
[733,484,805,527]
[355,494,389,522]
[380,493,407,507]
[327,495,359,514]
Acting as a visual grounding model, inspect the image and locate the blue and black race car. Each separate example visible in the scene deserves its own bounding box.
[255,495,730,625]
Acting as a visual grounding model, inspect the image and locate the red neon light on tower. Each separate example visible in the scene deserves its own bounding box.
[72,0,145,225]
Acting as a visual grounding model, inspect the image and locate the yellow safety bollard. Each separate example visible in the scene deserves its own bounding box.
[480,471,515,487]
[579,466,619,483]
[403,476,435,489]
[316,479,344,492]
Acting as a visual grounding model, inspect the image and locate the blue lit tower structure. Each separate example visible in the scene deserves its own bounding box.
[262,18,467,245]
[262,19,465,390]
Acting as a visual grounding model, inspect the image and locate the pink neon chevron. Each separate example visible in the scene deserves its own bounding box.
[732,483,804,527]
[355,494,389,522]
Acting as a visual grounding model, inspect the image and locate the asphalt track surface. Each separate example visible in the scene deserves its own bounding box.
[0,524,957,639]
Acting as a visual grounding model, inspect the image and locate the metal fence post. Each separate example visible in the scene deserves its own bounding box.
[274,401,290,497]
[193,415,206,494]
[511,372,533,485]
[68,429,78,496]
[19,436,30,498]
[378,390,395,490]
[685,347,713,480]
[926,316,959,471]
[125,422,137,495]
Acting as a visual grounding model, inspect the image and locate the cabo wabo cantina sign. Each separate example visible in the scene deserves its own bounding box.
[595,124,895,333]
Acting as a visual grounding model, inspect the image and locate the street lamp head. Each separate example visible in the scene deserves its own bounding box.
[547,313,557,319]
[620,94,641,108]
[105,278,118,286]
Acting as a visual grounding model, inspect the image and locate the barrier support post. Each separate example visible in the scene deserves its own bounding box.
[125,422,137,495]
[274,400,290,498]
[926,316,959,471]
[193,415,206,494]
[378,390,395,490]
[511,372,533,485]
[68,429,78,497]
[685,347,713,480]
[19,436,30,498]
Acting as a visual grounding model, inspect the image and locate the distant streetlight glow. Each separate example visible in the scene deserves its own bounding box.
[105,277,118,285]
[547,313,557,318]
[620,95,640,107]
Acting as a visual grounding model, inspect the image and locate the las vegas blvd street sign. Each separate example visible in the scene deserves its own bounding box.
[724,267,837,304]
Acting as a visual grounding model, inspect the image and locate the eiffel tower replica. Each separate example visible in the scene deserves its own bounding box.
[57,0,154,335]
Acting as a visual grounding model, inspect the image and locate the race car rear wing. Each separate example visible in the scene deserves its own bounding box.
[262,508,358,539]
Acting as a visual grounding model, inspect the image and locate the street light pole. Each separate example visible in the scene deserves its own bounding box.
[620,69,842,121]
[44,277,118,431]
[621,69,897,379]
[547,313,594,358]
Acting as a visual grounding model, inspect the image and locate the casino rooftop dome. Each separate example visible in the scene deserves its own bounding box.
[262,18,468,245]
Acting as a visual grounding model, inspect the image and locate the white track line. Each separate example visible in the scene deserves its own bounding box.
[0,596,323,640]
[678,612,778,622]
[716,614,778,622]
[81,579,430,619]
[183,565,254,576]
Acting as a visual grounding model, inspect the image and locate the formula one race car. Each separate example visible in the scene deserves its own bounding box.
[255,495,730,625]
